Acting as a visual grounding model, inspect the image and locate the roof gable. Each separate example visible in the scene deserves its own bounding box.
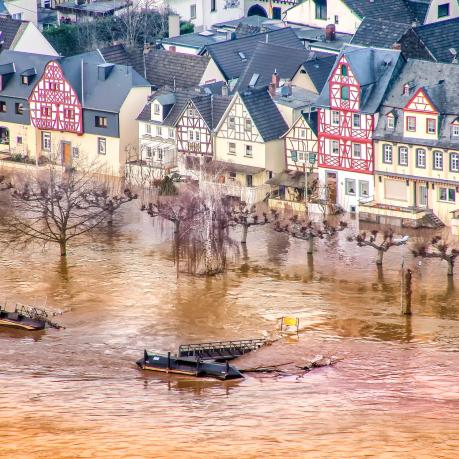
[405,87,439,112]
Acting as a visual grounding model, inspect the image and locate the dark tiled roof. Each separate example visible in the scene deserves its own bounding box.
[300,54,337,93]
[239,87,288,142]
[0,17,26,49]
[161,31,228,51]
[190,94,232,129]
[205,28,304,81]
[236,43,328,90]
[100,45,210,89]
[405,0,430,23]
[316,45,403,113]
[351,18,411,49]
[413,18,459,63]
[342,0,417,23]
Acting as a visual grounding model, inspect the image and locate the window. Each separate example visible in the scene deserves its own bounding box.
[407,116,416,132]
[383,144,393,163]
[64,108,74,120]
[229,172,237,179]
[438,3,450,18]
[416,148,426,168]
[332,140,339,155]
[398,146,408,166]
[190,4,196,19]
[211,0,216,11]
[245,145,253,157]
[332,111,339,126]
[194,130,200,141]
[439,187,455,202]
[168,128,175,138]
[228,142,236,155]
[245,118,252,131]
[359,180,369,198]
[98,137,106,155]
[427,118,436,134]
[353,143,361,158]
[157,148,163,161]
[145,124,151,134]
[452,124,459,137]
[156,126,162,136]
[299,129,306,138]
[49,82,57,91]
[21,75,30,85]
[153,103,160,115]
[291,150,298,162]
[387,114,395,129]
[273,7,282,20]
[0,101,5,112]
[72,147,79,158]
[228,117,235,129]
[433,151,443,170]
[341,86,349,100]
[11,13,22,20]
[41,106,51,117]
[15,103,23,115]
[17,136,22,145]
[352,113,360,128]
[450,152,459,172]
[187,108,195,117]
[41,132,51,151]
[315,0,327,20]
[345,178,356,196]
[298,152,305,161]
[334,15,339,24]
[146,146,153,158]
[95,116,107,128]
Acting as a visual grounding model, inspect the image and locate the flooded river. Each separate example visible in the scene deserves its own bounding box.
[0,205,458,458]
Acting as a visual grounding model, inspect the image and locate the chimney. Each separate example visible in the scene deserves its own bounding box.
[143,42,151,55]
[268,82,276,97]
[222,83,228,96]
[272,70,280,88]
[391,42,401,50]
[97,63,114,81]
[325,24,336,41]
[168,14,180,39]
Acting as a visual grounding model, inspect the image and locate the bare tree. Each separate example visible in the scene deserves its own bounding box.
[347,229,407,266]
[0,164,132,257]
[412,235,459,276]
[274,215,347,255]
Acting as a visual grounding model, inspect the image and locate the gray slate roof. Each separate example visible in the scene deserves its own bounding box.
[236,42,330,91]
[413,17,459,63]
[300,54,338,93]
[0,50,149,112]
[342,0,421,23]
[239,87,288,142]
[0,17,26,50]
[316,45,403,114]
[375,58,459,149]
[205,28,304,81]
[189,94,232,129]
[351,18,411,48]
[99,44,210,90]
[161,31,228,51]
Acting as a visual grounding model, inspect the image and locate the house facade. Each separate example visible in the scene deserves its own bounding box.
[0,50,150,176]
[359,59,459,232]
[315,45,403,212]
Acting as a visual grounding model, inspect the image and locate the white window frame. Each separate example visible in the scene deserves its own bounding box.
[156,126,162,136]
[228,142,236,155]
[345,178,356,196]
[387,115,395,129]
[331,140,339,155]
[245,144,253,157]
[332,111,339,126]
[450,152,459,172]
[383,144,393,163]
[153,103,161,115]
[352,113,361,128]
[168,128,175,138]
[145,124,151,135]
[452,124,459,137]
[353,143,361,158]
[228,117,235,129]
[244,118,252,132]
[438,187,456,203]
[42,131,51,151]
[398,146,408,166]
[98,137,106,155]
[416,148,426,168]
[190,4,197,19]
[427,118,436,134]
[433,150,443,170]
[359,180,369,198]
[407,116,416,132]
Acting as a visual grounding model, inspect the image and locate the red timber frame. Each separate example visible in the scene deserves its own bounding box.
[318,56,374,175]
[176,101,212,157]
[29,61,83,134]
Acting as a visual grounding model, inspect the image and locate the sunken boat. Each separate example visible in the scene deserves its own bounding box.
[137,350,244,380]
[0,304,62,331]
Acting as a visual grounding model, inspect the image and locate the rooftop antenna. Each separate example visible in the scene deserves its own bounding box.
[173,76,176,92]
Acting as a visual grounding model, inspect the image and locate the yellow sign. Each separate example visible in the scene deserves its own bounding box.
[282,317,298,327]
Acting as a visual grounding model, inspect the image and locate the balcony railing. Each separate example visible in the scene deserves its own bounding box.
[200,180,271,205]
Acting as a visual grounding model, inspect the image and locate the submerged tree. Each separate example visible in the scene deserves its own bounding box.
[412,236,459,276]
[347,229,408,266]
[274,215,347,255]
[0,165,133,257]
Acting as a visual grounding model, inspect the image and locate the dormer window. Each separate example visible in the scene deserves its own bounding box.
[340,64,347,76]
[387,114,395,129]
[438,3,450,18]
[21,75,30,85]
[153,103,161,116]
[452,124,459,137]
[403,84,410,95]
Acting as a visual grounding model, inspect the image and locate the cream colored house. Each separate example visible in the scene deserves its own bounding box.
[359,59,459,232]
[212,87,288,204]
[2,0,37,24]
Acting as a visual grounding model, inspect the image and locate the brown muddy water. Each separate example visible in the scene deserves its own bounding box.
[0,205,458,459]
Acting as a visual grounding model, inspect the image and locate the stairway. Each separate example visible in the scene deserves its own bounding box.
[422,212,445,228]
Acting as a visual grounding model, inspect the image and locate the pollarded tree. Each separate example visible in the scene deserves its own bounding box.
[274,215,347,255]
[412,236,459,276]
[1,164,132,257]
[347,229,408,266]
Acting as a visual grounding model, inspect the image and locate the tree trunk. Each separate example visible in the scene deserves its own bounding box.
[59,240,67,257]
[402,269,412,315]
[307,237,314,255]
[174,220,180,279]
[376,249,384,265]
[447,258,454,276]
[241,224,248,244]
[204,210,214,275]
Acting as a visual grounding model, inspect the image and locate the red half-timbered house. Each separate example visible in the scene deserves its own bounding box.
[316,45,403,212]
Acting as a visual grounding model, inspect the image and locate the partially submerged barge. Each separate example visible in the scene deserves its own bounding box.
[0,304,62,331]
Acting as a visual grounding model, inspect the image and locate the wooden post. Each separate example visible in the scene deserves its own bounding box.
[167,351,171,371]
[402,268,412,315]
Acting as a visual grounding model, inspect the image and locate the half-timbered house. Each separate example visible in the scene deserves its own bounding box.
[316,45,404,212]
[212,87,288,204]
[0,50,150,175]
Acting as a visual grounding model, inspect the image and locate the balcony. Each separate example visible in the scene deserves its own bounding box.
[200,180,271,206]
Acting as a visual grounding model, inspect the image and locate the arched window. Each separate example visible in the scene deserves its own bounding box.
[341,86,349,100]
[341,64,347,76]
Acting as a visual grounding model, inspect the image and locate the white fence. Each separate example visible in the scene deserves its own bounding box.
[200,181,271,206]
